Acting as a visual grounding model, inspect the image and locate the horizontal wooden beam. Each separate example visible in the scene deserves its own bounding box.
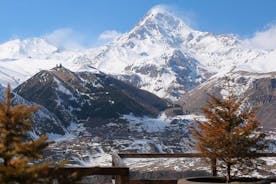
[254,153,276,157]
[268,177,276,182]
[129,180,176,184]
[118,153,276,158]
[118,153,203,158]
[49,167,129,176]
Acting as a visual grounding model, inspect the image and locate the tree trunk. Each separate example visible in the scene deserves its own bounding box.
[226,163,231,182]
[3,159,8,167]
[211,158,217,176]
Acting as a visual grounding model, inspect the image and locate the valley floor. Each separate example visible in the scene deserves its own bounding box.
[44,116,276,183]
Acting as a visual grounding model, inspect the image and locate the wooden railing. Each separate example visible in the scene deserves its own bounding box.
[50,153,276,184]
[51,166,130,184]
[117,153,276,183]
[118,153,204,158]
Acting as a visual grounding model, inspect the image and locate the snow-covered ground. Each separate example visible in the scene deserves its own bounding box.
[44,113,276,179]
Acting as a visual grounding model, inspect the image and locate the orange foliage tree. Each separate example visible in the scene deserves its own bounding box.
[190,92,268,181]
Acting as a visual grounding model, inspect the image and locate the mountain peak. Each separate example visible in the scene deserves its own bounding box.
[125,6,193,42]
[146,5,171,16]
[139,6,192,31]
[125,5,193,44]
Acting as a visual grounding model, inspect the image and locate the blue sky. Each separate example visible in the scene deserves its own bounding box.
[0,0,276,48]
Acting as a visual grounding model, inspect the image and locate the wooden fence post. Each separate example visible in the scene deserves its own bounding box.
[115,171,129,184]
[112,153,129,184]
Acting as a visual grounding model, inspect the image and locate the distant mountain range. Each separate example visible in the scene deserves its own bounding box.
[0,7,275,101]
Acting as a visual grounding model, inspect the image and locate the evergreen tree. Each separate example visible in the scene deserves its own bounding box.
[0,85,80,183]
[0,84,50,183]
[190,92,268,181]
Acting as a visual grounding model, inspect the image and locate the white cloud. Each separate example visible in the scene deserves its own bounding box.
[43,28,85,50]
[98,30,122,42]
[242,25,276,50]
[43,28,122,50]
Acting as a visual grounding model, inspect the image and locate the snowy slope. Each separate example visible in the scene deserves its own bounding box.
[237,49,276,73]
[0,38,58,59]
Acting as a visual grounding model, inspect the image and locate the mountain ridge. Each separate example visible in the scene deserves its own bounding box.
[14,66,169,128]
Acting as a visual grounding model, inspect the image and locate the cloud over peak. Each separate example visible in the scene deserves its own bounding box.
[242,24,276,50]
[43,28,85,50]
[98,30,122,42]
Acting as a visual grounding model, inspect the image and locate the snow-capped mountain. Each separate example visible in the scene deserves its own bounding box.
[0,38,58,59]
[0,38,59,86]
[0,6,275,101]
[75,7,268,99]
[87,6,263,73]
